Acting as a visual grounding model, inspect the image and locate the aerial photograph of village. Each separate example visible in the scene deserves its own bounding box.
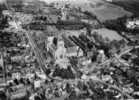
[0,0,139,100]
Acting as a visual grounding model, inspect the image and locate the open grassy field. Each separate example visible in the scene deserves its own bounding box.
[91,28,123,41]
[111,0,139,17]
[65,0,133,22]
[90,3,132,22]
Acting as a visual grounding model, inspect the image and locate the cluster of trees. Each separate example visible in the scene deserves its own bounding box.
[35,16,47,21]
[0,31,21,48]
[0,15,9,29]
[103,16,127,32]
[104,16,139,34]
